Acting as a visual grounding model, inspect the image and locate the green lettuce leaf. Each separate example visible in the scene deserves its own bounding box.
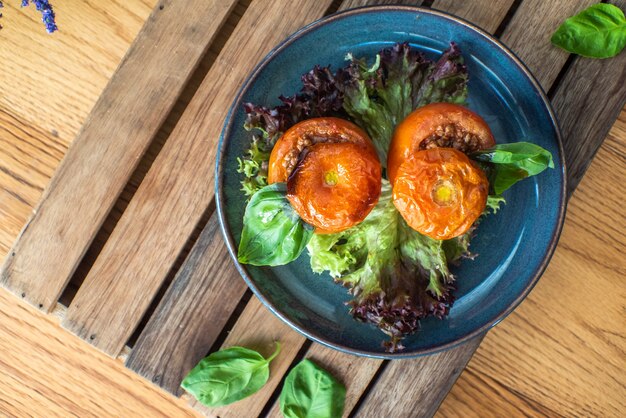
[237,134,271,197]
[307,181,459,351]
[486,195,506,214]
[339,43,468,165]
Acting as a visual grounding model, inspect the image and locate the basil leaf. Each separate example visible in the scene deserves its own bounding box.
[280,359,346,418]
[472,142,554,195]
[238,183,314,266]
[181,343,281,407]
[551,3,626,58]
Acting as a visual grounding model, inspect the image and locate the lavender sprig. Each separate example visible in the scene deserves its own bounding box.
[22,0,57,33]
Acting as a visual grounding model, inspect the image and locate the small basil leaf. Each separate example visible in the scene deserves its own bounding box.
[280,359,346,418]
[551,3,626,59]
[181,343,280,407]
[238,183,314,266]
[472,142,554,195]
[473,142,554,170]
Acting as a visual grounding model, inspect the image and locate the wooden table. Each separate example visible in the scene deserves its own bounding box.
[0,1,624,416]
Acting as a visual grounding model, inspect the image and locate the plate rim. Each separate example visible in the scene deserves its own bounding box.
[215,5,568,359]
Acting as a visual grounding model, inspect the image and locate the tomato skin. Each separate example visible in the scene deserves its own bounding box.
[287,142,381,234]
[392,148,488,240]
[387,103,495,185]
[268,117,376,184]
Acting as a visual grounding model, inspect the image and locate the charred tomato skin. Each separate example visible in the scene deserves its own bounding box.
[287,142,382,234]
[268,117,377,184]
[392,148,488,240]
[387,103,495,184]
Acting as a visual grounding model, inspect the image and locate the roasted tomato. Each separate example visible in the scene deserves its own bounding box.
[268,117,377,184]
[392,148,488,240]
[387,103,495,184]
[287,142,381,234]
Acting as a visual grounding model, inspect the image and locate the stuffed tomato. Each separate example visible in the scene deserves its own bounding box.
[268,117,381,234]
[389,103,493,239]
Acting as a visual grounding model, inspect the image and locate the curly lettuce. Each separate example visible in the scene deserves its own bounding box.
[338,42,468,164]
[308,182,465,351]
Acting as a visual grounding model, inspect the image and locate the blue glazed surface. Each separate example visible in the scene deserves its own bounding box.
[216,6,566,358]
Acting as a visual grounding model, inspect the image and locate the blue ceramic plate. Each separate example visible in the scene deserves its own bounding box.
[216,6,566,358]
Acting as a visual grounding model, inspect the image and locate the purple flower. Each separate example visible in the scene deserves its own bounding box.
[22,0,57,33]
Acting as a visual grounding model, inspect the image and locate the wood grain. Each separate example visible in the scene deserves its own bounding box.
[431,0,514,33]
[358,337,484,417]
[62,0,334,356]
[125,214,248,394]
[500,0,596,89]
[0,1,625,417]
[0,0,239,311]
[0,0,153,265]
[0,288,199,418]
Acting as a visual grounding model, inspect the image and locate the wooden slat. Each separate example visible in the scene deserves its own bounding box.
[62,0,334,356]
[358,337,484,417]
[500,0,596,89]
[341,0,424,7]
[125,215,247,393]
[431,0,514,33]
[343,0,514,33]
[551,1,626,194]
[189,296,306,418]
[0,0,239,311]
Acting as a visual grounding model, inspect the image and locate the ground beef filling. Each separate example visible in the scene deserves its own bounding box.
[283,134,346,176]
[419,123,483,154]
